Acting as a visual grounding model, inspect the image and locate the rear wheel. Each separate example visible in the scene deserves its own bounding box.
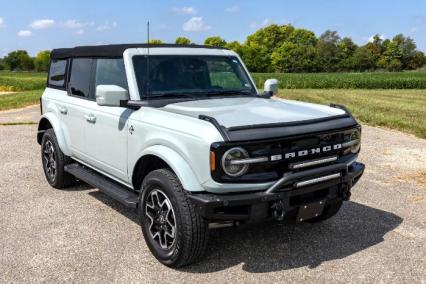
[139,169,208,267]
[41,129,75,189]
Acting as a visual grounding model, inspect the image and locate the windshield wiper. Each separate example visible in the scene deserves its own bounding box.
[202,90,254,97]
[141,93,197,100]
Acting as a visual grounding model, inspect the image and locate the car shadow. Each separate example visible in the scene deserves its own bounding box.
[88,190,402,273]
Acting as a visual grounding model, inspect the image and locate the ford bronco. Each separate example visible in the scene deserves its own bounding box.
[38,44,365,267]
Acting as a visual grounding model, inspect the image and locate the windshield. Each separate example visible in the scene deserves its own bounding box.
[133,55,256,98]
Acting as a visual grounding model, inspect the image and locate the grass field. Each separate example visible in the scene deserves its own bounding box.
[279,89,426,139]
[253,71,426,89]
[0,71,46,91]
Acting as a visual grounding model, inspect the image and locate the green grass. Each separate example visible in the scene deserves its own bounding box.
[0,90,43,111]
[253,71,426,89]
[0,71,46,91]
[279,89,426,139]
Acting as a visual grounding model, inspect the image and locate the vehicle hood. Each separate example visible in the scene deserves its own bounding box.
[161,97,346,128]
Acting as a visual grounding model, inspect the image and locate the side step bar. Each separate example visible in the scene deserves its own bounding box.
[64,163,139,208]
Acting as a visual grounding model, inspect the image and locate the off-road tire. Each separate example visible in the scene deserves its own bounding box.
[139,169,208,267]
[41,128,75,189]
[307,199,343,223]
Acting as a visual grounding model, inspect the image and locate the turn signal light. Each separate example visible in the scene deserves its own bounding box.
[210,151,216,171]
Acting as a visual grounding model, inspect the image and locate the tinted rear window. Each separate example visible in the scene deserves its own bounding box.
[48,60,67,88]
[69,58,94,99]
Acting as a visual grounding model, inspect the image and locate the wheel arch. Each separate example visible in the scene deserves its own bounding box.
[131,145,205,193]
[37,113,71,156]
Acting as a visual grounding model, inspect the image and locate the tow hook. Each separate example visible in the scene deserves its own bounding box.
[271,200,285,221]
[340,185,351,201]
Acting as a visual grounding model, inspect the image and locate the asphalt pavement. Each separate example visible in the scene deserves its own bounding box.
[0,124,425,283]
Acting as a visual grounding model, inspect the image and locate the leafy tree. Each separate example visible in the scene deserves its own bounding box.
[392,34,417,69]
[245,24,294,53]
[0,58,5,70]
[244,24,295,72]
[271,42,318,72]
[204,36,227,47]
[3,50,34,71]
[148,39,163,44]
[225,41,243,56]
[240,43,270,72]
[352,46,376,71]
[288,29,317,46]
[407,51,426,69]
[316,30,341,71]
[34,50,51,72]
[377,41,403,71]
[175,37,191,45]
[337,37,358,71]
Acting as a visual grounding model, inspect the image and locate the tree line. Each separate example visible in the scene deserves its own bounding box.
[1,24,425,73]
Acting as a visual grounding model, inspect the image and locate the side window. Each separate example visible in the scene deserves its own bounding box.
[95,58,128,90]
[48,60,67,88]
[69,58,94,99]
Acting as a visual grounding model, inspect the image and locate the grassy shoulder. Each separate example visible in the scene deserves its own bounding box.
[278,89,426,139]
[0,90,43,111]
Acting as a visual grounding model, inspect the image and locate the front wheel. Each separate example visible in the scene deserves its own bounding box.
[139,169,208,267]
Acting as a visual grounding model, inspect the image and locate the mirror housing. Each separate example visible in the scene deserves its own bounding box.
[263,79,279,97]
[96,85,129,107]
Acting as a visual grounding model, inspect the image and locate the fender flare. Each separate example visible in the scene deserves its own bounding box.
[37,113,71,156]
[135,145,205,192]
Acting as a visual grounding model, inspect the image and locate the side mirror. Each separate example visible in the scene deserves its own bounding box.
[95,85,129,107]
[263,79,279,97]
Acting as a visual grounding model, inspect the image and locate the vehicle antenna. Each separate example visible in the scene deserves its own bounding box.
[146,21,150,98]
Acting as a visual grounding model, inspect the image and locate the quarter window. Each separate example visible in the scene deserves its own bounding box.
[69,58,94,98]
[48,60,67,88]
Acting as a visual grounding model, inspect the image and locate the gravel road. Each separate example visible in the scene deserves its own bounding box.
[0,124,425,283]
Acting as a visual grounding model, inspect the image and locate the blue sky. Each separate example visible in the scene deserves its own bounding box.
[1,0,425,56]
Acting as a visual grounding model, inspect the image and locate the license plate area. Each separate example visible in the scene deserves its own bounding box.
[296,200,325,222]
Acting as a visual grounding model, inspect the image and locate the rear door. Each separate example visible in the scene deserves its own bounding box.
[82,58,132,183]
[60,58,95,161]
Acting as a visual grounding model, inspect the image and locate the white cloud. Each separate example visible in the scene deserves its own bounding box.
[368,34,385,42]
[410,27,417,33]
[0,17,4,27]
[29,19,55,29]
[17,30,32,37]
[250,18,273,29]
[173,7,197,15]
[183,17,211,32]
[63,19,94,29]
[96,21,117,31]
[225,5,240,13]
[75,29,85,35]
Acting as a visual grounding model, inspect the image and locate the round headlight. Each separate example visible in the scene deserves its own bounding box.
[350,129,361,153]
[221,147,249,177]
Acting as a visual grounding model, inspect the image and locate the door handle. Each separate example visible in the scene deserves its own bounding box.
[59,106,68,115]
[84,114,96,123]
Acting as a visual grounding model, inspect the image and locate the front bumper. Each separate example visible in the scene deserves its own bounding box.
[188,162,365,222]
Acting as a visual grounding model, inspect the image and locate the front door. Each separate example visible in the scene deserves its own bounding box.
[82,58,132,183]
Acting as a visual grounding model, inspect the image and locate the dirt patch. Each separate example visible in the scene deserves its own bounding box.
[396,171,426,190]
[0,91,17,96]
